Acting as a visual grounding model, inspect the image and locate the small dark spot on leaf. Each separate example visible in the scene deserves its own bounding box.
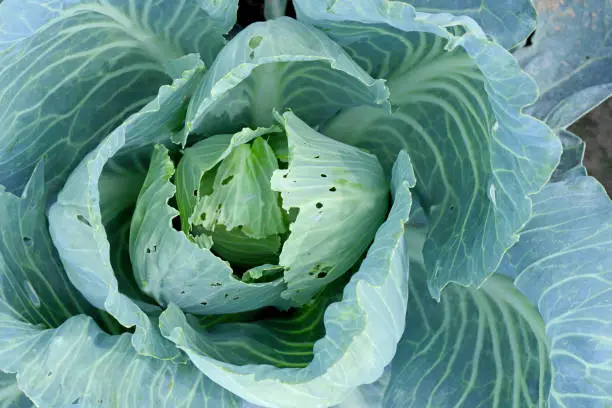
[224,293,229,298]
[193,189,198,196]
[282,174,288,178]
[316,271,328,279]
[314,155,320,159]
[329,187,336,192]
[77,214,91,227]
[47,371,52,377]
[180,290,185,294]
[210,282,222,287]
[316,202,323,209]
[146,248,151,254]
[449,205,455,211]
[233,296,239,300]
[320,173,327,178]
[217,203,222,210]
[221,175,234,185]
[22,236,33,246]
[200,301,207,306]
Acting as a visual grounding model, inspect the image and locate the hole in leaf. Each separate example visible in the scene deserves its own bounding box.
[314,155,320,159]
[77,215,92,227]
[316,202,323,209]
[320,173,327,178]
[316,271,328,279]
[172,216,181,231]
[221,175,234,185]
[329,187,336,192]
[525,30,535,47]
[193,189,198,196]
[200,301,207,306]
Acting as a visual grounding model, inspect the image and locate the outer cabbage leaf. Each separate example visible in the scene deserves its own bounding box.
[0,372,32,408]
[0,315,241,407]
[516,0,612,129]
[48,57,205,359]
[397,0,537,49]
[129,144,288,315]
[384,263,551,406]
[0,155,239,407]
[0,0,234,196]
[159,151,416,408]
[499,176,612,407]
[550,129,587,182]
[183,16,389,143]
[271,112,389,305]
[297,0,561,298]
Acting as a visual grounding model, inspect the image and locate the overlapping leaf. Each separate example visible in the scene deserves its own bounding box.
[0,0,234,196]
[296,0,561,298]
[160,151,415,408]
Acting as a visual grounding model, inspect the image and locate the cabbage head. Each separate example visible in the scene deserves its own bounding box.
[0,0,611,407]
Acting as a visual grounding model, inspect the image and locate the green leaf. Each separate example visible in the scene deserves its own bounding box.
[499,176,612,407]
[159,151,415,408]
[0,0,232,197]
[384,263,551,407]
[393,0,536,50]
[0,161,109,331]
[550,129,587,182]
[0,372,32,408]
[301,0,561,298]
[191,137,287,239]
[183,16,389,142]
[0,315,241,407]
[129,145,289,315]
[160,278,343,370]
[176,127,281,233]
[516,0,612,129]
[271,112,389,305]
[47,56,205,359]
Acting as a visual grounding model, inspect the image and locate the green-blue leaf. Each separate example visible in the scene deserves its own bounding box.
[516,0,612,128]
[499,175,612,407]
[395,0,537,49]
[298,0,561,298]
[47,56,205,359]
[0,0,233,196]
[183,16,389,143]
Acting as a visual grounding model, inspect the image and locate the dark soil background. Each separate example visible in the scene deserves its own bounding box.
[571,98,612,194]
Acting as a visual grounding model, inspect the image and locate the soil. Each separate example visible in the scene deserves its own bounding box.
[570,98,612,194]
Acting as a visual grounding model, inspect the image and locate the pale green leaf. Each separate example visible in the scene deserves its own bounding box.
[176,127,281,233]
[159,151,415,408]
[183,16,389,142]
[47,56,205,359]
[192,137,287,239]
[271,112,389,305]
[129,145,288,316]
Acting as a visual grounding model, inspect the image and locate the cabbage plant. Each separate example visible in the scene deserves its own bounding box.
[0,0,611,407]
